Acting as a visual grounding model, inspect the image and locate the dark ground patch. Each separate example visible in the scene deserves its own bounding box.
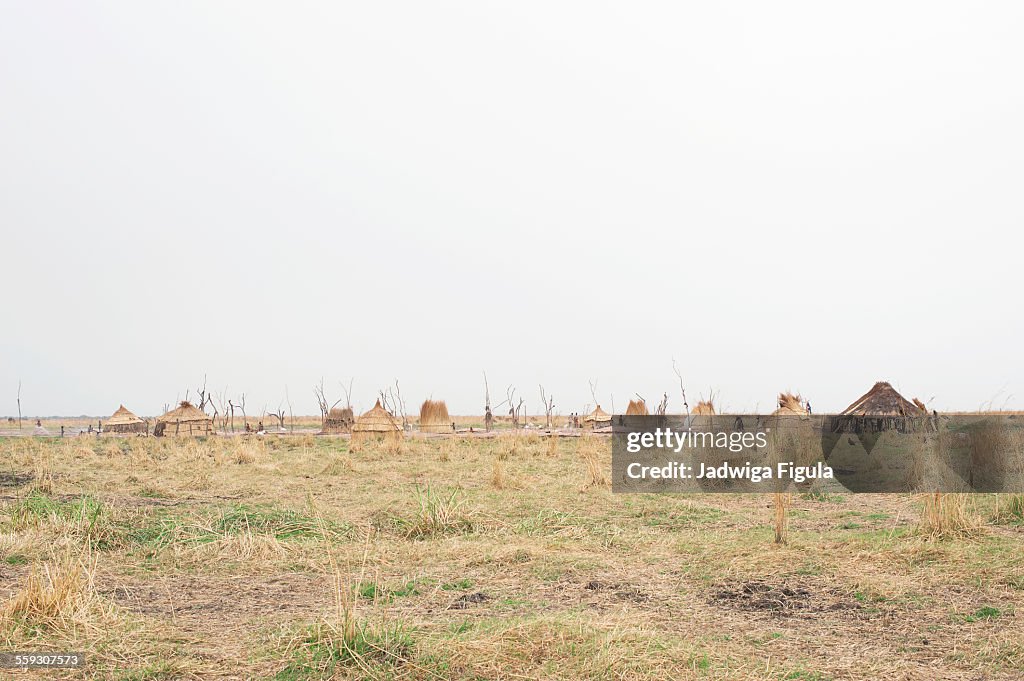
[584,579,650,603]
[710,580,860,616]
[0,471,33,488]
[449,592,491,609]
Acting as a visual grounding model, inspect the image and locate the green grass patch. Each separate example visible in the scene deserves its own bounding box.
[274,621,415,679]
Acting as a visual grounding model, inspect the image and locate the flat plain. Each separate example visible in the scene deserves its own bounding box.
[1,430,1022,680]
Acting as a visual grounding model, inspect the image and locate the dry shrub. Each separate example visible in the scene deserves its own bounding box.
[579,437,610,491]
[917,493,982,539]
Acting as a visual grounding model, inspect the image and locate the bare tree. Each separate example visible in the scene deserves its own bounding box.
[313,378,344,430]
[386,379,408,428]
[502,385,524,429]
[267,401,287,430]
[195,374,210,412]
[230,394,247,430]
[340,378,354,410]
[656,392,668,416]
[539,384,555,429]
[672,358,690,419]
[213,387,231,431]
[16,380,22,430]
[483,371,493,432]
[285,385,295,433]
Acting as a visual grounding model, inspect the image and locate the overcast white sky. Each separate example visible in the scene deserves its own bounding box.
[2,1,1022,417]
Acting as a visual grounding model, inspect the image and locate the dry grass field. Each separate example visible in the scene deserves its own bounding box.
[1,432,1023,680]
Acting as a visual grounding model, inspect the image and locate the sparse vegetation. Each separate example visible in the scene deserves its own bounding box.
[0,433,1021,679]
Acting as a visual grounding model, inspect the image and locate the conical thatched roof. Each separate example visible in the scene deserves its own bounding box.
[106,404,145,427]
[352,399,401,433]
[584,405,611,423]
[419,399,451,433]
[157,401,211,424]
[841,382,924,416]
[772,392,807,416]
[625,399,649,416]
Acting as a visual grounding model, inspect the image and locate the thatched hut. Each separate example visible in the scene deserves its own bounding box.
[155,401,213,437]
[692,400,715,416]
[625,399,649,416]
[104,405,147,434]
[352,399,401,435]
[322,406,355,434]
[841,381,925,417]
[771,392,807,416]
[419,399,451,433]
[584,405,611,429]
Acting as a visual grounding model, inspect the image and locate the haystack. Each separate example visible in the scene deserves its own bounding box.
[322,406,355,434]
[772,392,807,416]
[692,400,715,416]
[419,399,451,433]
[584,405,611,429]
[155,401,212,436]
[104,404,147,434]
[352,399,401,435]
[625,399,649,416]
[841,381,925,417]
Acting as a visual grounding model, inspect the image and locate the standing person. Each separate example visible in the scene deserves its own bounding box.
[806,401,812,415]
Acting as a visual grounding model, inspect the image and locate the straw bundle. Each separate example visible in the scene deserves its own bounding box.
[772,392,807,416]
[419,399,451,433]
[692,400,715,416]
[913,398,928,413]
[104,405,147,434]
[625,399,649,416]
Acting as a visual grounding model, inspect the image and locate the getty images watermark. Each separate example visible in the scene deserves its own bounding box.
[611,414,1024,494]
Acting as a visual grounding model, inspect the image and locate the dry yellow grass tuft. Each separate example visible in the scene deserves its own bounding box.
[1,551,109,637]
[917,493,983,539]
[578,436,610,491]
[491,457,507,489]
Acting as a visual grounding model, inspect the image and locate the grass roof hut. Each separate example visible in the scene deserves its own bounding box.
[772,392,808,416]
[352,400,401,436]
[104,405,147,434]
[155,401,213,437]
[322,406,355,434]
[841,381,925,417]
[584,405,612,429]
[419,399,451,434]
[625,399,649,416]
